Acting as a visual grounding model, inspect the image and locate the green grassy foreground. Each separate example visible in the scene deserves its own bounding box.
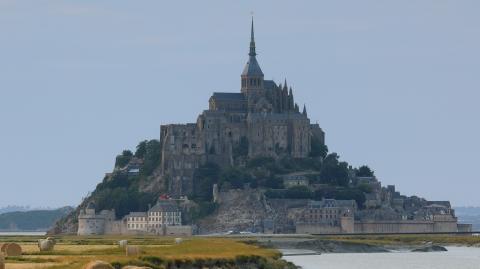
[0,235,295,269]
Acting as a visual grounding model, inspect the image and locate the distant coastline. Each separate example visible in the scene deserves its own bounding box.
[0,231,46,236]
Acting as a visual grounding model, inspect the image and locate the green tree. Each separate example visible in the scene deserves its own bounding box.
[285,186,313,199]
[220,167,253,189]
[192,163,220,201]
[134,140,148,158]
[140,140,161,176]
[115,150,133,168]
[95,186,157,218]
[320,153,350,187]
[310,135,328,158]
[356,165,374,177]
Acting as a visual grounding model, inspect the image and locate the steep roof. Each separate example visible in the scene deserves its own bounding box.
[211,92,246,101]
[242,56,264,77]
[264,80,277,90]
[241,18,264,77]
[149,200,180,212]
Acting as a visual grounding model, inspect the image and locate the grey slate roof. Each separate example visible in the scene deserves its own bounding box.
[241,56,264,77]
[264,80,277,90]
[149,200,180,212]
[211,92,246,101]
[125,212,147,218]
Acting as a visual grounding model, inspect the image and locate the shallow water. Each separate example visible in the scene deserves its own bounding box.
[283,247,480,269]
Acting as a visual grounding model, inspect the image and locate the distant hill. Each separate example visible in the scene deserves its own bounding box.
[0,206,33,214]
[0,206,74,231]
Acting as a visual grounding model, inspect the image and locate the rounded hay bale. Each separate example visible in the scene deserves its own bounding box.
[84,260,114,269]
[174,238,183,244]
[38,238,56,251]
[0,253,5,269]
[0,244,7,253]
[4,243,21,257]
[125,245,141,256]
[118,240,128,249]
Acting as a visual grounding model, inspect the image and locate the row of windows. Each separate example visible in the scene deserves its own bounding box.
[309,209,339,214]
[128,223,146,229]
[307,214,337,220]
[129,217,146,221]
[127,222,181,229]
[149,212,180,216]
[242,78,263,87]
[148,217,179,222]
[129,213,181,221]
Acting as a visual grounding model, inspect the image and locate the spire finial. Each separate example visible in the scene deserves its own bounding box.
[249,15,256,57]
[251,15,255,42]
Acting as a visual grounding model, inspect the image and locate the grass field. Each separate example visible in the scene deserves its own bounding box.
[0,236,282,269]
[2,234,478,268]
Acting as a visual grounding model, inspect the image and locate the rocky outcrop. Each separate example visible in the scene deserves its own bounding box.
[197,188,270,234]
[260,238,389,253]
[411,245,447,252]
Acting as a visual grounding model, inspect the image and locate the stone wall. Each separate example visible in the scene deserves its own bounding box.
[296,223,342,234]
[457,223,473,232]
[104,220,127,235]
[165,225,193,236]
[354,220,458,233]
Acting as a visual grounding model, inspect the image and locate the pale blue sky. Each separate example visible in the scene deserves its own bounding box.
[0,1,479,207]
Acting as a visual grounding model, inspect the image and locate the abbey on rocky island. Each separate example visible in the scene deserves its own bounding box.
[160,19,324,196]
[72,19,473,237]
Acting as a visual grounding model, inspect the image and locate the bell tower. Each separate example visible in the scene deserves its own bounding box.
[241,18,264,94]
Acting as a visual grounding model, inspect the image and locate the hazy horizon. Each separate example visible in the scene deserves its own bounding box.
[1,1,479,208]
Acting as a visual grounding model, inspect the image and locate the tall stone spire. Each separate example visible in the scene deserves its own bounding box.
[249,17,256,57]
[303,104,308,116]
[241,17,264,93]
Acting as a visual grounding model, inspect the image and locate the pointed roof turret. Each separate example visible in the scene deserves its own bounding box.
[242,17,264,77]
[303,104,307,116]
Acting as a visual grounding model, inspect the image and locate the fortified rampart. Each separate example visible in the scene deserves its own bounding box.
[354,220,458,234]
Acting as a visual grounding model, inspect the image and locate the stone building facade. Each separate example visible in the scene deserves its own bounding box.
[77,202,124,235]
[78,200,191,236]
[125,200,183,235]
[296,199,356,234]
[159,19,325,196]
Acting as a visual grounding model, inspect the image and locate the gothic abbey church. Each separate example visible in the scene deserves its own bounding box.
[160,20,325,196]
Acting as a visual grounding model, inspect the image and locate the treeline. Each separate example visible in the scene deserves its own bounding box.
[192,149,375,207]
[91,139,162,218]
